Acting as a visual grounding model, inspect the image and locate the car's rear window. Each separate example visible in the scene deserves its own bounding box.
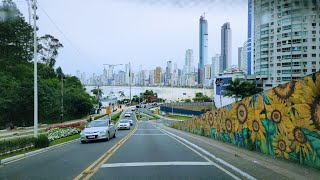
[87,121,108,127]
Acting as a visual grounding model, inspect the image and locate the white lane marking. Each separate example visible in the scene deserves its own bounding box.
[158,128,241,180]
[101,161,213,168]
[136,129,160,130]
[132,134,166,136]
[159,128,256,180]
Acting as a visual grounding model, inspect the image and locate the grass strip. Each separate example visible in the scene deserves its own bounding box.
[0,148,39,161]
[167,115,191,121]
[49,134,80,146]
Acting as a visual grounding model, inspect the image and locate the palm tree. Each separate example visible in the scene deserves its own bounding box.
[91,88,103,99]
[118,91,125,99]
[223,78,263,101]
[223,78,243,101]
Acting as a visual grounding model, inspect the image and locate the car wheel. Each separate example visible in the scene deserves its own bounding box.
[128,127,130,130]
[113,131,116,138]
[81,140,86,144]
[106,132,110,141]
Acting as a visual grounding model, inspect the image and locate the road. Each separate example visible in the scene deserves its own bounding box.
[0,113,136,180]
[89,120,234,180]
[2,108,318,180]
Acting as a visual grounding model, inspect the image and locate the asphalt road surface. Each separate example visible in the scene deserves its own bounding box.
[0,112,136,180]
[0,109,246,180]
[90,120,234,180]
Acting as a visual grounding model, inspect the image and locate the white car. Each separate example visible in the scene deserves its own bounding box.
[131,107,136,111]
[129,119,133,126]
[124,113,131,117]
[118,119,131,130]
[80,120,116,143]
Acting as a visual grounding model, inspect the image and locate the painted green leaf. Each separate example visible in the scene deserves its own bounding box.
[261,118,275,135]
[250,95,257,107]
[302,128,320,157]
[262,93,271,105]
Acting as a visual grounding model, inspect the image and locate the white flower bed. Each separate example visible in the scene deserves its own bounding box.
[47,127,81,141]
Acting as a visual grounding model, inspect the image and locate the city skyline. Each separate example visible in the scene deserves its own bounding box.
[15,0,248,75]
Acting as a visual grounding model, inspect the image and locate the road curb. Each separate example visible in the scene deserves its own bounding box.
[0,138,79,165]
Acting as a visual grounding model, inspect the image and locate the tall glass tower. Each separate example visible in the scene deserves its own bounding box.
[199,15,208,85]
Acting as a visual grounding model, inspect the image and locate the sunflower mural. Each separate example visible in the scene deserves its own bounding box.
[170,71,320,169]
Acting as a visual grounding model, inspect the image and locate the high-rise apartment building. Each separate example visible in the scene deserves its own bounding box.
[247,0,254,75]
[253,0,320,88]
[185,49,194,74]
[238,47,243,71]
[212,54,221,78]
[199,15,208,84]
[155,67,162,86]
[220,22,232,73]
[166,61,173,85]
[241,41,248,75]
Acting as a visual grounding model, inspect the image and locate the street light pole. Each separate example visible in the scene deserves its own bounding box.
[33,0,38,138]
[61,75,64,122]
[129,62,131,105]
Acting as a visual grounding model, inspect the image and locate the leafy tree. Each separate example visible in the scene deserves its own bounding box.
[223,78,263,101]
[223,78,242,101]
[193,92,212,102]
[91,88,103,99]
[118,91,125,98]
[38,34,63,68]
[0,1,94,128]
[0,0,33,63]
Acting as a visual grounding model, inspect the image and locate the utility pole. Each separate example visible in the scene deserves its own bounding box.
[33,0,38,138]
[61,75,64,122]
[129,62,131,105]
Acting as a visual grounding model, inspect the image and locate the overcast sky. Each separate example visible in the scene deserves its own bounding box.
[15,0,248,75]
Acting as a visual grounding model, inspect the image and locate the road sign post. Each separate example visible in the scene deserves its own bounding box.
[215,78,224,107]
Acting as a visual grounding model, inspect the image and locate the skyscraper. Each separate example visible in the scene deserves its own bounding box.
[220,22,232,73]
[185,49,194,74]
[253,0,320,88]
[155,67,162,86]
[166,61,172,86]
[238,47,242,71]
[241,41,248,75]
[247,0,254,75]
[199,15,208,84]
[212,54,220,78]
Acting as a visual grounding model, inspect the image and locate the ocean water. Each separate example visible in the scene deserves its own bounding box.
[85,86,214,101]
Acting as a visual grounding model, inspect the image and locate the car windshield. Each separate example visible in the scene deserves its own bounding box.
[86,121,108,128]
[119,120,129,123]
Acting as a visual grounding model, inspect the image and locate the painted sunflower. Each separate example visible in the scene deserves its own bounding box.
[288,112,316,159]
[265,97,294,134]
[223,108,235,140]
[267,81,297,101]
[233,99,249,133]
[273,132,291,159]
[247,107,266,143]
[208,111,215,128]
[292,75,320,131]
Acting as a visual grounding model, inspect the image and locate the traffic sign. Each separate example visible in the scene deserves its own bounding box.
[215,78,224,86]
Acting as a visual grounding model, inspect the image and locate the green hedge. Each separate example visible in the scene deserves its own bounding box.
[0,135,49,155]
[111,111,123,123]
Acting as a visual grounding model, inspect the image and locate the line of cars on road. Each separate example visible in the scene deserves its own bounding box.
[80,110,135,143]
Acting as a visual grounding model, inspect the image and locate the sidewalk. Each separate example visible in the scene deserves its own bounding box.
[159,123,320,180]
[0,108,124,140]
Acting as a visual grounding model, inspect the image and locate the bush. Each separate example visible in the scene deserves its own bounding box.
[34,134,49,148]
[47,127,81,141]
[0,137,35,155]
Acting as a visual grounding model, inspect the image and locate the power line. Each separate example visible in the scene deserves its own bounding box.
[36,1,82,57]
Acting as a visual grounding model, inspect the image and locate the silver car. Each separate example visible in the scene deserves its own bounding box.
[117,119,131,130]
[80,120,116,143]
